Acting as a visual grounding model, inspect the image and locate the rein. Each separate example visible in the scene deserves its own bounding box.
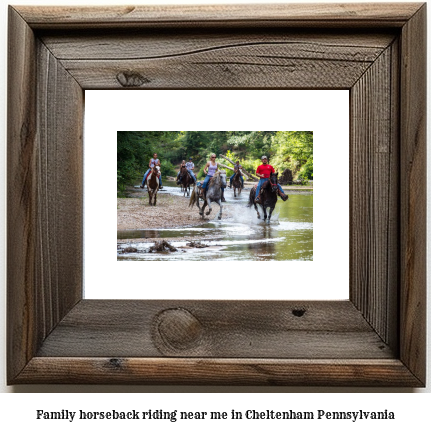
[269,174,278,188]
[261,175,278,192]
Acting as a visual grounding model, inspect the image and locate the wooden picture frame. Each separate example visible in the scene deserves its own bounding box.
[7,3,426,386]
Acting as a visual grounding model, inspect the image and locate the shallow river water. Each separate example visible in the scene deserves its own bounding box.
[118,181,313,261]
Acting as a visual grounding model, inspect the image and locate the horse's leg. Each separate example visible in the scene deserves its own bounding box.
[149,190,152,206]
[200,200,207,218]
[217,199,222,220]
[263,206,268,222]
[205,199,212,215]
[268,206,274,222]
[195,190,202,214]
[253,202,260,219]
[154,190,157,206]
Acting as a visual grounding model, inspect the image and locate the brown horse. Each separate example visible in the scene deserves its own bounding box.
[146,166,160,206]
[232,169,243,197]
[179,166,194,197]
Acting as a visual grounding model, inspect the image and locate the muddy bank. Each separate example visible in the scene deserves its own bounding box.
[117,193,231,231]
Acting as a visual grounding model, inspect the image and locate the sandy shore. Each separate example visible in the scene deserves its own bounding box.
[117,191,230,232]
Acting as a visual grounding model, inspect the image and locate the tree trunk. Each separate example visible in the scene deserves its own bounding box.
[219,154,259,181]
[279,168,293,185]
[218,163,234,171]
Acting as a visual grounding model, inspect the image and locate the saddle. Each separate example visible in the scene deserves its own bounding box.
[196,182,206,198]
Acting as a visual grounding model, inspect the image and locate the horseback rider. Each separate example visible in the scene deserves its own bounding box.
[255,155,288,203]
[177,157,197,184]
[186,157,197,181]
[199,154,226,202]
[176,160,186,184]
[140,153,163,189]
[229,160,244,188]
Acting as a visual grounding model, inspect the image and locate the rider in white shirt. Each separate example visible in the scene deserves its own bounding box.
[177,157,197,183]
[140,153,163,189]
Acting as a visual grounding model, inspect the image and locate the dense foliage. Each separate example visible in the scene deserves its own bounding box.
[117,131,313,192]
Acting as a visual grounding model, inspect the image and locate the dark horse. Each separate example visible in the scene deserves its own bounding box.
[179,166,195,197]
[231,169,243,197]
[146,166,160,206]
[247,172,284,222]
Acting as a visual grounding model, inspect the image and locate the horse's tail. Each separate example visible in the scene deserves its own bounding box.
[247,186,256,207]
[189,186,197,207]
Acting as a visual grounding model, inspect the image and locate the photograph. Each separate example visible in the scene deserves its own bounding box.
[117,131,313,262]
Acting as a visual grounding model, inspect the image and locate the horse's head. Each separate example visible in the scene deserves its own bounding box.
[269,172,279,192]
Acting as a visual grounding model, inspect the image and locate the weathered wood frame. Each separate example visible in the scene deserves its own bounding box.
[7,3,426,386]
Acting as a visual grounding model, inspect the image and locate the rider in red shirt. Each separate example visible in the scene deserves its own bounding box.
[255,156,288,203]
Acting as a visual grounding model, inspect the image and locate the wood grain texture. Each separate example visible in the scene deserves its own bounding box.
[15,3,423,29]
[7,6,38,381]
[7,6,83,383]
[399,3,427,385]
[35,41,84,337]
[41,31,395,60]
[36,300,393,359]
[41,30,395,89]
[56,35,394,89]
[15,358,422,386]
[350,44,399,348]
[7,3,427,386]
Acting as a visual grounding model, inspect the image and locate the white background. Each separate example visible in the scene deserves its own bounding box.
[0,0,430,427]
[85,90,349,300]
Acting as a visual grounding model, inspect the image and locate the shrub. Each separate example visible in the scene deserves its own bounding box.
[298,158,313,180]
[160,159,176,177]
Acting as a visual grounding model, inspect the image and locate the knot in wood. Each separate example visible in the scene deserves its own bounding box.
[292,308,306,317]
[155,308,203,351]
[116,71,150,87]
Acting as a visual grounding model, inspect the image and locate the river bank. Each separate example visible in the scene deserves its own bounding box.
[117,181,312,247]
[117,191,231,232]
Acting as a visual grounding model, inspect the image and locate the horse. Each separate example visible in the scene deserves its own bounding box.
[189,171,227,220]
[146,166,160,206]
[247,171,282,222]
[231,169,243,197]
[179,165,194,197]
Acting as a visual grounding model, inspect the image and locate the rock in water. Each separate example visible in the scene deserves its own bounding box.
[122,247,138,253]
[186,241,208,248]
[149,240,177,253]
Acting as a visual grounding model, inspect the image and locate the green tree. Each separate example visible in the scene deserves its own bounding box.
[271,131,313,179]
[117,130,313,193]
[117,131,178,192]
